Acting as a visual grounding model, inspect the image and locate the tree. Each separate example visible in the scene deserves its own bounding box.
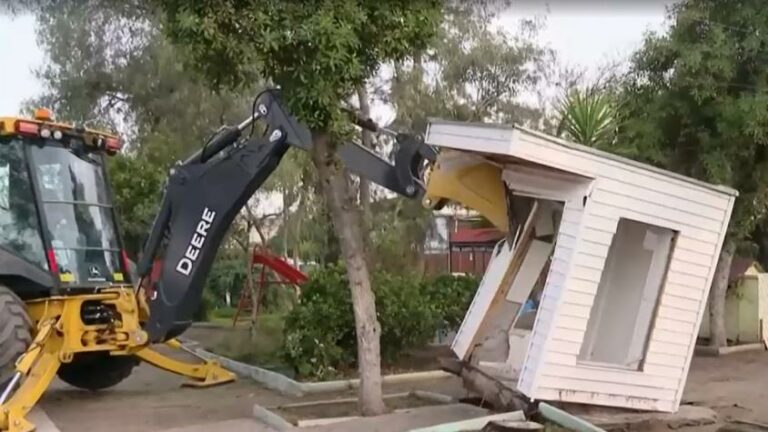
[385,6,554,132]
[618,0,768,347]
[25,1,321,331]
[25,1,316,261]
[24,1,256,253]
[157,1,444,414]
[365,6,554,275]
[556,87,618,147]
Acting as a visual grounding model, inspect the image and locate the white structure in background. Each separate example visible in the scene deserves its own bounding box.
[424,120,737,413]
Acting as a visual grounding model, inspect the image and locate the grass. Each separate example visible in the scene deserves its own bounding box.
[202,312,290,373]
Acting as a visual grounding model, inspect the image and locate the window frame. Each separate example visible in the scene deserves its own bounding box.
[23,137,129,287]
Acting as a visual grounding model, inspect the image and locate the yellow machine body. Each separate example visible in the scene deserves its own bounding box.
[0,288,235,432]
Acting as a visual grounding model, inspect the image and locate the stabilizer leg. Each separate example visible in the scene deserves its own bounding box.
[0,319,62,432]
[134,339,235,388]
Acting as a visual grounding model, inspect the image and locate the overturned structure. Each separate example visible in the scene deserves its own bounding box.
[423,120,737,412]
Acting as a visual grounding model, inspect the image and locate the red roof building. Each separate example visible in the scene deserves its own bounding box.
[448,227,505,276]
[422,212,505,276]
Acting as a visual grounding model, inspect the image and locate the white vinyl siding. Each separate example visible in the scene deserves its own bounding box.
[515,131,734,412]
[517,197,584,394]
[427,121,736,413]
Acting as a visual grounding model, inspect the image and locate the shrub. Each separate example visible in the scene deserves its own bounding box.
[281,265,356,380]
[376,272,437,361]
[421,274,480,330]
[282,265,441,380]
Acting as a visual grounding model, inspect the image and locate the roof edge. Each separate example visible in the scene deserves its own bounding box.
[426,118,739,198]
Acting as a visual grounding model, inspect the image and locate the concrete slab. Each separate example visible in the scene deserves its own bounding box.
[159,418,278,432]
[28,407,60,432]
[297,403,491,432]
[576,404,718,431]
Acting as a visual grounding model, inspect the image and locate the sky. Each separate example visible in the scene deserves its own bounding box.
[501,1,669,75]
[0,14,42,115]
[0,2,670,117]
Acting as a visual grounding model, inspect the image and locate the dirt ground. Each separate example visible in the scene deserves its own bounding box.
[682,350,768,427]
[34,341,768,431]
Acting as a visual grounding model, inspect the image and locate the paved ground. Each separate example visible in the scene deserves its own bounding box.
[37,348,297,432]
[29,346,768,431]
[36,348,468,432]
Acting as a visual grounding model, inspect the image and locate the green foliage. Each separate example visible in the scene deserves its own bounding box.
[282,265,478,380]
[209,306,237,320]
[29,1,313,257]
[374,272,437,360]
[193,285,217,321]
[422,274,480,329]
[368,197,433,273]
[388,6,554,133]
[159,0,444,133]
[618,0,768,242]
[556,87,618,147]
[282,265,354,379]
[107,153,166,255]
[205,252,248,308]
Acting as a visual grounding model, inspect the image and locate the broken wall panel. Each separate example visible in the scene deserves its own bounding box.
[427,119,737,413]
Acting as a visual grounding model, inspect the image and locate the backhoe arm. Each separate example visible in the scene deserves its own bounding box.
[137,90,436,342]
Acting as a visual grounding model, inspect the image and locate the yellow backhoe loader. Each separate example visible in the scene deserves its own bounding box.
[0,90,506,431]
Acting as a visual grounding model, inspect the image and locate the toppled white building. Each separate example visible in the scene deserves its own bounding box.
[423,120,737,412]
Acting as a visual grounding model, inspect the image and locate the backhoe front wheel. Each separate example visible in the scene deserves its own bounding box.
[57,352,139,391]
[0,285,33,386]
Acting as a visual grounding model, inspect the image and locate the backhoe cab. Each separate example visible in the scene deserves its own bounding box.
[0,108,128,297]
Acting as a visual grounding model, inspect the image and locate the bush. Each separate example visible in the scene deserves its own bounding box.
[422,274,479,330]
[376,272,437,361]
[282,264,355,380]
[282,265,442,380]
[281,266,480,380]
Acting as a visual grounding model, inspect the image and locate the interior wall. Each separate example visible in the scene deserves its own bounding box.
[471,199,561,365]
[579,218,675,368]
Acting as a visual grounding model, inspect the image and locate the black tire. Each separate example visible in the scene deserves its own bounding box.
[57,352,138,391]
[0,285,32,385]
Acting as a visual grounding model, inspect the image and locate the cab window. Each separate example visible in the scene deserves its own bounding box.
[0,139,47,269]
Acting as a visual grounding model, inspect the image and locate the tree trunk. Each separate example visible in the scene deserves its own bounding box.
[282,189,289,256]
[247,260,258,336]
[311,131,387,416]
[708,239,735,348]
[357,84,373,221]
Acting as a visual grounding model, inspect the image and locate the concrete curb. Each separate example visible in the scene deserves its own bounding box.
[408,410,525,432]
[253,403,294,431]
[694,343,764,357]
[192,347,305,396]
[539,402,605,432]
[190,321,229,329]
[255,391,456,430]
[184,341,453,397]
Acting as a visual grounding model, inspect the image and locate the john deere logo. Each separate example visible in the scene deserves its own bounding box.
[88,265,101,278]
